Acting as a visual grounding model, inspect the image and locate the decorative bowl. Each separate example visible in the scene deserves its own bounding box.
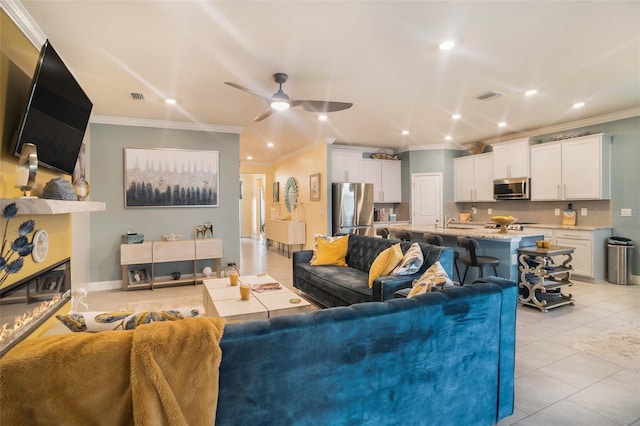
[162,233,181,241]
[490,216,517,234]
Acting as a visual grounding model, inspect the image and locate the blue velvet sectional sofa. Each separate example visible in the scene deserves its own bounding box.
[293,234,454,307]
[217,276,518,425]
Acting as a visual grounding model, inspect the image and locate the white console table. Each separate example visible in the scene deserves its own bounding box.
[120,238,223,289]
[264,220,306,257]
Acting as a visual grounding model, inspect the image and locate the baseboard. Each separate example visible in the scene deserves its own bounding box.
[84,280,122,292]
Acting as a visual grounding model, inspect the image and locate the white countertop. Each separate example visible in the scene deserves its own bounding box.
[429,221,611,231]
[388,224,545,240]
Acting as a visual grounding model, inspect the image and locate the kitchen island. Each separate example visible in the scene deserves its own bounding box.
[388,224,544,282]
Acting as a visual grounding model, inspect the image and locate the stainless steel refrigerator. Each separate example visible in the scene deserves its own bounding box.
[332,183,374,236]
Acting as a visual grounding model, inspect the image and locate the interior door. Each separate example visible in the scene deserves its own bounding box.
[412,173,442,226]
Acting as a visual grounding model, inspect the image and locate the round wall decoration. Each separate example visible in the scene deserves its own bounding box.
[283,177,298,213]
[32,229,49,263]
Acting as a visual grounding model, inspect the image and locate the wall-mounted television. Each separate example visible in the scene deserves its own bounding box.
[11,40,93,175]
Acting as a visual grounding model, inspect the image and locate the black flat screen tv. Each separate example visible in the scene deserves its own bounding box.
[11,40,93,175]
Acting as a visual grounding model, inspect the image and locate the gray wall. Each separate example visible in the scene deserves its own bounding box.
[404,149,461,200]
[89,123,240,282]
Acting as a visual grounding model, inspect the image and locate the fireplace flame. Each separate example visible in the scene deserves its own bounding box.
[0,294,62,342]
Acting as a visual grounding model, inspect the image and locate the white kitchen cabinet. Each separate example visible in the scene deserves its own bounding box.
[331,149,363,182]
[454,153,494,202]
[361,159,402,202]
[530,133,611,201]
[562,135,610,199]
[492,138,535,179]
[530,143,562,200]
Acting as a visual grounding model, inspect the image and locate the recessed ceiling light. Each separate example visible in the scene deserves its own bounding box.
[451,114,461,120]
[439,40,455,50]
[401,130,410,135]
[318,114,328,121]
[572,102,585,109]
[266,142,274,148]
[525,89,538,96]
[246,155,253,160]
[164,98,177,105]
[445,135,452,141]
[498,122,507,128]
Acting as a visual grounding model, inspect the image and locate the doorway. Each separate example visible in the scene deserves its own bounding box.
[240,174,265,239]
[411,173,443,226]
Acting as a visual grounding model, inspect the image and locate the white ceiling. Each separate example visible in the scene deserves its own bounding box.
[12,1,640,164]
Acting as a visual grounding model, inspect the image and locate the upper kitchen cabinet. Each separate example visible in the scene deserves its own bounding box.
[331,149,363,182]
[361,158,402,203]
[492,138,537,179]
[454,153,494,202]
[530,133,611,201]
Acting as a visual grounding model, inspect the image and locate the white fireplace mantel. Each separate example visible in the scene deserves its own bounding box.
[0,198,106,215]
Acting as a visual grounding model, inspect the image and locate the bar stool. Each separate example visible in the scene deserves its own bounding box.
[423,233,461,282]
[457,236,500,284]
[376,227,390,239]
[396,231,412,241]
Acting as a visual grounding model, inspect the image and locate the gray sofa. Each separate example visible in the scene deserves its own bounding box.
[293,234,454,307]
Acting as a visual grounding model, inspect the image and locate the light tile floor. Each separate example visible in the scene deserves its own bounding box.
[82,238,640,425]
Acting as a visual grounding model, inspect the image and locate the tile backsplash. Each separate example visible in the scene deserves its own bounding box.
[449,200,613,227]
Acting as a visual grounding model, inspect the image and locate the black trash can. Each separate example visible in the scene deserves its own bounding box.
[607,237,634,285]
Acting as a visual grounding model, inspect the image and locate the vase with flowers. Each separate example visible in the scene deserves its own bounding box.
[1,203,35,285]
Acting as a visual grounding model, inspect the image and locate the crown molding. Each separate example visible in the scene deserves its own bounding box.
[90,115,243,134]
[484,107,640,144]
[408,142,465,151]
[1,0,46,48]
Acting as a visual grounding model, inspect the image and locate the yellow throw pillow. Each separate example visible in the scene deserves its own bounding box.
[310,234,349,266]
[368,243,403,288]
[407,261,453,298]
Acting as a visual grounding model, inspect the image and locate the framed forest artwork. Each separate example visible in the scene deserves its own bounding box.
[124,148,219,208]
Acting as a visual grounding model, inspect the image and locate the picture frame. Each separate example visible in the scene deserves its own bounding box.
[128,267,151,285]
[36,270,65,294]
[309,173,321,201]
[124,148,219,208]
[273,182,280,202]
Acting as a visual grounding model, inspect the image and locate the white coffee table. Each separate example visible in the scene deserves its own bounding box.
[203,274,312,321]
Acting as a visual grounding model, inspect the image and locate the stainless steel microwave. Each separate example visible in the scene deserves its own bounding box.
[493,177,530,200]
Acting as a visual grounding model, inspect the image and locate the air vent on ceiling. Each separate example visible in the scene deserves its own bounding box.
[476,91,504,101]
[130,92,145,100]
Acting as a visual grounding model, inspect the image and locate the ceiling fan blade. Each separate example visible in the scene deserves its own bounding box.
[291,100,353,113]
[254,107,276,122]
[224,81,270,103]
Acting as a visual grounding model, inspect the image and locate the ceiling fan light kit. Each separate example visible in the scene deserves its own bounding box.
[225,72,353,121]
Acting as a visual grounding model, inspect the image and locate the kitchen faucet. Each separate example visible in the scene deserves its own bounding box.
[444,214,456,228]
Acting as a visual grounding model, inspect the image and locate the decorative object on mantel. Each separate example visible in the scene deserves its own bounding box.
[468,141,487,155]
[1,203,35,285]
[16,143,38,198]
[73,177,90,201]
[73,143,90,201]
[284,177,298,213]
[43,177,77,201]
[371,149,398,160]
[162,233,181,241]
[549,131,591,141]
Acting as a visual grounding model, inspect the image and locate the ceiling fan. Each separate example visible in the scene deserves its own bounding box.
[224,73,353,122]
